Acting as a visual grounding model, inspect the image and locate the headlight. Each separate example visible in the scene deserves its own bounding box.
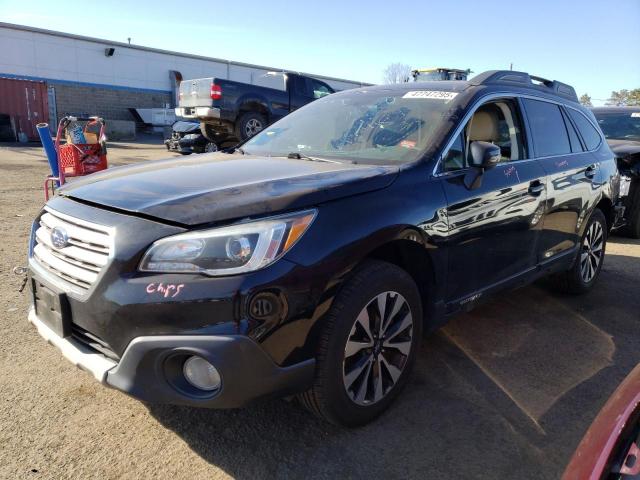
[182,133,199,140]
[139,210,316,275]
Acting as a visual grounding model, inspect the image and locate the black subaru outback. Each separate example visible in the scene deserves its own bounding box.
[27,70,620,426]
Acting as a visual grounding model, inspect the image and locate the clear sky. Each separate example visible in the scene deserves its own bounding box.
[2,0,638,105]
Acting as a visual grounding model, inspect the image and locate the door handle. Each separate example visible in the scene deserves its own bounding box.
[528,181,544,196]
[585,164,597,179]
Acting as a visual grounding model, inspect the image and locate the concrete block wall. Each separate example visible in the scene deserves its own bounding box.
[105,120,136,140]
[52,83,171,122]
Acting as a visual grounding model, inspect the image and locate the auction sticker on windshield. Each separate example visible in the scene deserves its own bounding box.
[402,90,458,100]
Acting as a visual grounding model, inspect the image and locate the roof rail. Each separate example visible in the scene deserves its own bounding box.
[469,70,578,102]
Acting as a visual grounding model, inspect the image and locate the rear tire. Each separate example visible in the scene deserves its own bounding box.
[554,208,607,294]
[235,112,267,141]
[298,260,422,426]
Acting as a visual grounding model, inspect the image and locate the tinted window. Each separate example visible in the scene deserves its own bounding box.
[561,109,583,153]
[568,109,602,150]
[522,99,571,157]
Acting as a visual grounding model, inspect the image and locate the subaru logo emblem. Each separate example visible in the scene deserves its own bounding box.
[50,227,69,249]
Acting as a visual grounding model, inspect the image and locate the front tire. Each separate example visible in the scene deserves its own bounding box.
[555,208,607,294]
[299,260,422,426]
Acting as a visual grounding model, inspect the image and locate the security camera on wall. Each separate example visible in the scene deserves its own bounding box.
[104,47,115,57]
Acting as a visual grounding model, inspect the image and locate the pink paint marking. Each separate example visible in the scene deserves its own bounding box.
[145,283,185,299]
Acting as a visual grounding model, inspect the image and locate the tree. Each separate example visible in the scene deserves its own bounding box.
[579,94,593,107]
[383,63,412,84]
[606,88,640,106]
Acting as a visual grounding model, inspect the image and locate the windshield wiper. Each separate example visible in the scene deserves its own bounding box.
[287,152,341,163]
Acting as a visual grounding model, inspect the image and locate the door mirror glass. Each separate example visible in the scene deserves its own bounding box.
[469,141,501,168]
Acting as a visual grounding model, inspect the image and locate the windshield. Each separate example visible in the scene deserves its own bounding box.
[594,112,640,141]
[242,88,458,164]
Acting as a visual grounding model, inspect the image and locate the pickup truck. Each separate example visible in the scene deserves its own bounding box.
[175,72,335,148]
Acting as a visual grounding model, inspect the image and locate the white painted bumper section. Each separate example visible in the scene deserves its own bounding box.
[28,307,116,383]
[174,107,221,119]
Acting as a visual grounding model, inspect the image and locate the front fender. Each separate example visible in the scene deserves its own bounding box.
[264,167,448,364]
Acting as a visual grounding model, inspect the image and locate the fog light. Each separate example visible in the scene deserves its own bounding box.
[183,356,221,391]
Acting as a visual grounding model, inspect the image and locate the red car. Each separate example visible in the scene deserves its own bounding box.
[563,363,640,479]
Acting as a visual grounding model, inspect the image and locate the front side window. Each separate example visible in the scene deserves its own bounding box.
[244,88,460,165]
[443,132,465,171]
[568,109,603,150]
[443,98,527,171]
[522,99,571,157]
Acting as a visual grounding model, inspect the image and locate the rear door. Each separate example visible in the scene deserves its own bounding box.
[521,98,599,261]
[440,97,547,304]
[289,75,312,112]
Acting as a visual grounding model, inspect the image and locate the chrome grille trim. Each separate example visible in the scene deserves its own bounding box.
[31,208,114,292]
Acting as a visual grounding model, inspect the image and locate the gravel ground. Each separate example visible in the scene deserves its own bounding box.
[1,138,639,479]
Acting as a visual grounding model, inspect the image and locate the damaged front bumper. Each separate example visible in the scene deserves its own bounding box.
[28,306,314,408]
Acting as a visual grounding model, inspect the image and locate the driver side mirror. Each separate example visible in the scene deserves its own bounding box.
[469,141,502,169]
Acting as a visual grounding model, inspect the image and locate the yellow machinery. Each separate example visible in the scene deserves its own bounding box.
[412,67,470,82]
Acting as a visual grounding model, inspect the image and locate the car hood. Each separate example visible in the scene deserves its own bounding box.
[60,153,399,225]
[607,138,640,149]
[171,121,200,133]
[607,139,640,172]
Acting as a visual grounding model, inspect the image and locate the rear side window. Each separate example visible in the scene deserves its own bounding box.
[567,109,602,150]
[522,99,571,157]
[561,109,584,153]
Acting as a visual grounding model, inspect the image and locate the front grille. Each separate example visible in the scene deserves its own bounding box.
[32,209,112,291]
[71,324,119,360]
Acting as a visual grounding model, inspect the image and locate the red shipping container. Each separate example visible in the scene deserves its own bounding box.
[0,77,49,141]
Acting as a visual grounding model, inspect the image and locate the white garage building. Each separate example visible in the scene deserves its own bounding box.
[0,22,368,128]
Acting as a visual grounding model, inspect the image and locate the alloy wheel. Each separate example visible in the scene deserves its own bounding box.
[580,221,604,282]
[245,118,263,137]
[343,291,413,406]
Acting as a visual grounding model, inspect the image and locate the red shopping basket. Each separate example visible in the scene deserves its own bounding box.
[44,116,109,200]
[55,116,108,178]
[58,142,107,176]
